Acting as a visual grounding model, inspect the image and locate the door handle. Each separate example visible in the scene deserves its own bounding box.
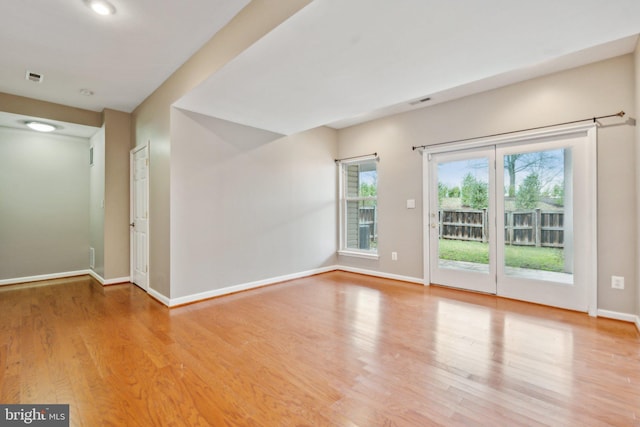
[129,222,135,227]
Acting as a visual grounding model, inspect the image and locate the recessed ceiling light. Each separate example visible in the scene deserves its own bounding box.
[84,0,116,16]
[25,121,57,132]
[80,88,94,96]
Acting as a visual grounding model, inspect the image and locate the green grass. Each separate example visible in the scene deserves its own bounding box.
[438,239,564,272]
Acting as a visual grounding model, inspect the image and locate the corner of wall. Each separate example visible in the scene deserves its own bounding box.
[103,109,132,280]
[634,37,640,321]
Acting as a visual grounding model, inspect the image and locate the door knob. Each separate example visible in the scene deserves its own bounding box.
[129,222,135,227]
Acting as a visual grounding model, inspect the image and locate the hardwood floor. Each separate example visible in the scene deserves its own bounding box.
[1,271,639,426]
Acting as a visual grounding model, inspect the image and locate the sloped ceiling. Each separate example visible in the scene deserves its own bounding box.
[175,0,640,135]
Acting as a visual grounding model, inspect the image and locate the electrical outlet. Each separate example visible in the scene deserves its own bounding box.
[391,252,398,261]
[611,276,624,290]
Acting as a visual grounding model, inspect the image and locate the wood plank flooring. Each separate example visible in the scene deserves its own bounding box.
[1,271,639,426]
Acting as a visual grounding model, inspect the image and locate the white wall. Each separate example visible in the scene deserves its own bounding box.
[169,108,338,299]
[0,127,89,280]
[338,54,637,314]
[133,0,311,298]
[89,127,105,277]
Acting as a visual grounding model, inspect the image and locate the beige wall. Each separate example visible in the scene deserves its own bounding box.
[0,92,102,127]
[103,109,131,279]
[0,94,132,283]
[0,127,90,280]
[170,109,337,299]
[132,0,312,298]
[338,54,637,314]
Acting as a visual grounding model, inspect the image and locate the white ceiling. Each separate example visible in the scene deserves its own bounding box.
[176,0,640,135]
[1,0,640,138]
[0,0,249,113]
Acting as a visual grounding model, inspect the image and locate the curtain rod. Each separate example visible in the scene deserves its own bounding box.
[411,111,626,151]
[335,152,378,163]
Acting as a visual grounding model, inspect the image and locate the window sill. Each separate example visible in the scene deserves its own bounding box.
[338,250,379,260]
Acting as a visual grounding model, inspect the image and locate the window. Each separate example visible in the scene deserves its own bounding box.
[339,158,378,258]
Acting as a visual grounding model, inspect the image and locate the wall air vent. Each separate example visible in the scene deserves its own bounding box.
[25,71,43,83]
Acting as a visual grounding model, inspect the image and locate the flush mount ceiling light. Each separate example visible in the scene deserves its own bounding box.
[84,0,116,16]
[25,121,57,132]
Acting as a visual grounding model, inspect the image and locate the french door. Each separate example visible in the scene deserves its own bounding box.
[429,147,497,293]
[425,125,597,313]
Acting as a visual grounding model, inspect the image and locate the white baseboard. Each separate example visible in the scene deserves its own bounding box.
[168,265,338,307]
[148,287,171,306]
[0,270,90,286]
[87,270,130,286]
[636,316,640,333]
[597,309,638,323]
[336,265,424,285]
[162,265,423,307]
[104,276,130,285]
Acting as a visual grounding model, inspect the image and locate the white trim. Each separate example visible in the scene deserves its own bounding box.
[636,316,640,333]
[87,269,102,283]
[421,123,597,313]
[338,158,379,257]
[586,126,598,317]
[130,141,150,292]
[337,250,379,260]
[0,270,90,286]
[336,265,423,285]
[148,287,171,306]
[104,276,130,285]
[167,265,338,307]
[597,309,638,324]
[422,151,430,286]
[87,270,130,285]
[420,122,595,155]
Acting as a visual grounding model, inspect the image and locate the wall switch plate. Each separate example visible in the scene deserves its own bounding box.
[406,199,416,209]
[611,275,624,289]
[391,252,398,261]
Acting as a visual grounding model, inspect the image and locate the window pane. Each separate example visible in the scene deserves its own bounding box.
[503,148,573,284]
[346,165,360,197]
[436,158,490,272]
[345,161,377,198]
[343,159,377,253]
[346,200,377,250]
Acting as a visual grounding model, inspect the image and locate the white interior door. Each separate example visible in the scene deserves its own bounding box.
[424,125,597,314]
[131,143,149,290]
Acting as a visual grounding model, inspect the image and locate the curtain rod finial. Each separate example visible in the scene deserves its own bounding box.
[618,110,625,117]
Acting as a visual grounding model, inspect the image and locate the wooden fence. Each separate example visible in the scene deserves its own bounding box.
[439,208,564,247]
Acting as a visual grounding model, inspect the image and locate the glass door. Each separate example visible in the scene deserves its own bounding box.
[429,147,496,294]
[427,127,595,312]
[496,135,591,311]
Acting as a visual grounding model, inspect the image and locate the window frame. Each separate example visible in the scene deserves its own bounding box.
[338,156,379,259]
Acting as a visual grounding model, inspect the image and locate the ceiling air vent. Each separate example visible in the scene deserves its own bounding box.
[25,71,43,83]
[409,97,431,106]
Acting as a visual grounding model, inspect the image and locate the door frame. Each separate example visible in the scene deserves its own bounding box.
[130,141,150,291]
[422,123,598,316]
